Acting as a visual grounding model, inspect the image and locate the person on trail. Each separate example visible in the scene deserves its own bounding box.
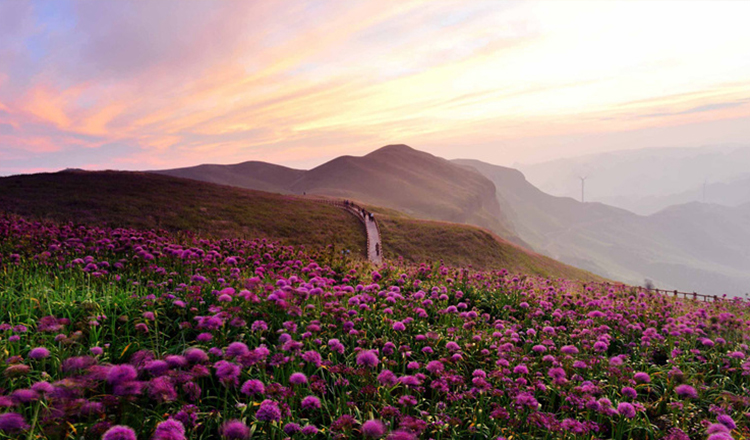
[375,243,380,256]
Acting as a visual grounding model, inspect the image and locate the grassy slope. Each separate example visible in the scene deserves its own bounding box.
[0,171,367,254]
[378,216,604,281]
[0,170,602,281]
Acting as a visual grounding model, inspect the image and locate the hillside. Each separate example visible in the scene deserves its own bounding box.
[457,159,750,296]
[154,144,523,245]
[0,170,366,254]
[0,170,599,281]
[155,161,304,194]
[378,216,602,281]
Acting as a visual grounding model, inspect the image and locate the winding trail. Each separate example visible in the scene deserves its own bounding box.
[314,198,383,265]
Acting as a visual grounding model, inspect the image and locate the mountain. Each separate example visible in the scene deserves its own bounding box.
[0,170,366,253]
[608,174,750,215]
[155,145,522,245]
[0,170,600,281]
[155,161,304,194]
[456,159,750,296]
[518,145,750,213]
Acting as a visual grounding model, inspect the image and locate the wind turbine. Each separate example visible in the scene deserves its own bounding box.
[579,176,587,203]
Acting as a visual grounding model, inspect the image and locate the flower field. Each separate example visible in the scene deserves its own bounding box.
[0,216,748,440]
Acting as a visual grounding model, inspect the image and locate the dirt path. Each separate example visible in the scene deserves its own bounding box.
[313,198,383,265]
[363,214,383,265]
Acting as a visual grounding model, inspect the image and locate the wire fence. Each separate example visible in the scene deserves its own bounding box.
[581,281,747,302]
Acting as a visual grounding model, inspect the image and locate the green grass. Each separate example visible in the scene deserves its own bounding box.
[379,216,604,281]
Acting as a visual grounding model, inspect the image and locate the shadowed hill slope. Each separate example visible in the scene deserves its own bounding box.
[0,171,600,281]
[291,145,519,243]
[0,171,365,253]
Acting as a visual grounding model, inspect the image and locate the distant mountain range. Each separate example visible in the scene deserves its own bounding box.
[519,145,750,215]
[155,145,750,296]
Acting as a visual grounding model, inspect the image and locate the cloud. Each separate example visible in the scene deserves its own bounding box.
[2,1,750,174]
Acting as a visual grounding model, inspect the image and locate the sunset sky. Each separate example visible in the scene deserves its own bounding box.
[1,0,750,175]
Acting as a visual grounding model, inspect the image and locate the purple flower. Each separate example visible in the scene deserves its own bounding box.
[221,419,251,439]
[102,425,137,440]
[11,389,39,404]
[289,372,308,385]
[445,341,460,351]
[301,395,321,410]
[90,346,104,356]
[548,367,567,381]
[165,355,187,368]
[28,347,51,360]
[146,360,170,376]
[356,350,379,368]
[149,376,177,403]
[633,372,651,384]
[256,399,282,422]
[184,348,208,364]
[284,423,301,435]
[301,350,322,367]
[560,345,579,355]
[251,320,268,332]
[0,412,29,432]
[426,361,444,374]
[214,361,241,387]
[31,381,54,394]
[707,434,734,440]
[241,379,265,396]
[716,414,737,430]
[387,429,417,440]
[225,342,249,358]
[196,332,213,342]
[621,386,638,399]
[675,384,698,399]
[362,419,387,438]
[513,364,529,375]
[378,369,398,387]
[152,419,186,440]
[392,321,406,331]
[301,425,319,435]
[617,402,636,418]
[107,364,138,385]
[706,423,730,435]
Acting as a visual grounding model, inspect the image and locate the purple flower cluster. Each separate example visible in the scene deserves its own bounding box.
[0,217,749,439]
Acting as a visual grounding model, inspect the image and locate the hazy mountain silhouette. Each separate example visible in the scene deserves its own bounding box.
[156,145,522,245]
[518,144,750,214]
[457,159,750,296]
[608,174,750,215]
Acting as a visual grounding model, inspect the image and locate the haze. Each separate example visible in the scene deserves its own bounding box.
[2,1,750,176]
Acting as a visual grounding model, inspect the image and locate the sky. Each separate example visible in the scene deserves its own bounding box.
[1,0,750,175]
